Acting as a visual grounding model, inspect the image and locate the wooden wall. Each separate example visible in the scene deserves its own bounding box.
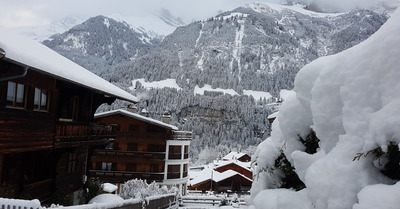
[0,69,57,153]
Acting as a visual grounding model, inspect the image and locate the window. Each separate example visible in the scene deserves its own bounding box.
[168,145,182,159]
[67,152,77,174]
[7,81,26,108]
[126,163,136,172]
[184,145,189,159]
[128,124,139,132]
[167,165,181,179]
[150,164,159,173]
[146,126,159,133]
[148,144,165,152]
[127,143,138,151]
[34,87,48,111]
[102,162,113,171]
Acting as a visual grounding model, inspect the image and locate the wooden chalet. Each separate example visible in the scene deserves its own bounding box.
[90,108,192,194]
[188,152,253,193]
[188,169,252,193]
[0,30,137,202]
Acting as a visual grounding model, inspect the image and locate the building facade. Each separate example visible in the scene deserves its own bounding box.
[90,109,191,194]
[0,30,137,201]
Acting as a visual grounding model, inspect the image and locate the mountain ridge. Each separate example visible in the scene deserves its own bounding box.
[42,2,388,163]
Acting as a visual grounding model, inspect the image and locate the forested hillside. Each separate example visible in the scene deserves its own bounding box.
[44,3,388,164]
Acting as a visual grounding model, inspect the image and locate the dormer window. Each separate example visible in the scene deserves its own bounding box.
[7,81,26,108]
[34,87,48,111]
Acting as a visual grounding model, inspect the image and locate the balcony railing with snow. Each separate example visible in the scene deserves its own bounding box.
[172,131,192,141]
[55,123,117,144]
[89,170,164,183]
[92,149,166,162]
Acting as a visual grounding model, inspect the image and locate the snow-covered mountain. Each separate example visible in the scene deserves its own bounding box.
[109,9,186,38]
[96,3,386,162]
[42,15,163,74]
[14,9,185,43]
[41,2,388,163]
[108,3,387,95]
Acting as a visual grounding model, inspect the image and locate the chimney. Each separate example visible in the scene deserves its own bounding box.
[140,108,149,117]
[162,111,171,124]
[126,104,137,113]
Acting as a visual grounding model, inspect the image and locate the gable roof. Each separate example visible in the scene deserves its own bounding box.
[190,169,252,186]
[215,160,252,172]
[0,28,137,103]
[222,152,249,161]
[94,109,178,131]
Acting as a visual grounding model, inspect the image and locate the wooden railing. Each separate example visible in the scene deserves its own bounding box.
[55,123,117,143]
[89,170,164,183]
[117,132,169,141]
[172,131,192,141]
[24,178,54,201]
[92,150,166,162]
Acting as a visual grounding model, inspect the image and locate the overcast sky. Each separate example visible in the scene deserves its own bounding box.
[0,0,399,28]
[0,0,283,28]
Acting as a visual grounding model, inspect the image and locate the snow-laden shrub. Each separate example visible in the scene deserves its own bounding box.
[119,179,178,200]
[250,8,400,209]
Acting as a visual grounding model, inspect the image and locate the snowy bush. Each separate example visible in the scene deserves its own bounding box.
[119,179,178,200]
[250,8,400,209]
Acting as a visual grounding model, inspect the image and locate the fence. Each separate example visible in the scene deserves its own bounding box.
[0,198,41,209]
[0,194,177,209]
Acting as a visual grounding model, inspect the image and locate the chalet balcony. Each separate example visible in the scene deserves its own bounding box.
[89,170,164,183]
[54,122,117,147]
[172,131,192,141]
[117,132,171,141]
[92,149,166,162]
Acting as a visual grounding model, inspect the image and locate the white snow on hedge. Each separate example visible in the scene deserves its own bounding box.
[250,8,400,209]
[88,194,123,204]
[130,78,182,90]
[194,84,239,96]
[243,90,272,101]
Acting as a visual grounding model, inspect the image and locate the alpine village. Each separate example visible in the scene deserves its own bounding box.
[1,1,400,209]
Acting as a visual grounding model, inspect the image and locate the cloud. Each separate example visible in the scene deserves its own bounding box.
[307,0,400,12]
[0,4,50,28]
[0,0,398,28]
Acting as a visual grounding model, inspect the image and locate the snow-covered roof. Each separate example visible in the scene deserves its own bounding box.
[222,152,249,161]
[94,109,178,130]
[190,168,252,186]
[0,28,137,103]
[214,160,252,172]
[267,111,279,119]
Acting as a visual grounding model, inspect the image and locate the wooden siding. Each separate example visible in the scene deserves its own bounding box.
[0,109,54,153]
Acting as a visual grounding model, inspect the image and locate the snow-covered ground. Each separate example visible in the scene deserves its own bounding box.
[179,204,248,209]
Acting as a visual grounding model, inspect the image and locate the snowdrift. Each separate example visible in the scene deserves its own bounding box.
[250,8,400,209]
